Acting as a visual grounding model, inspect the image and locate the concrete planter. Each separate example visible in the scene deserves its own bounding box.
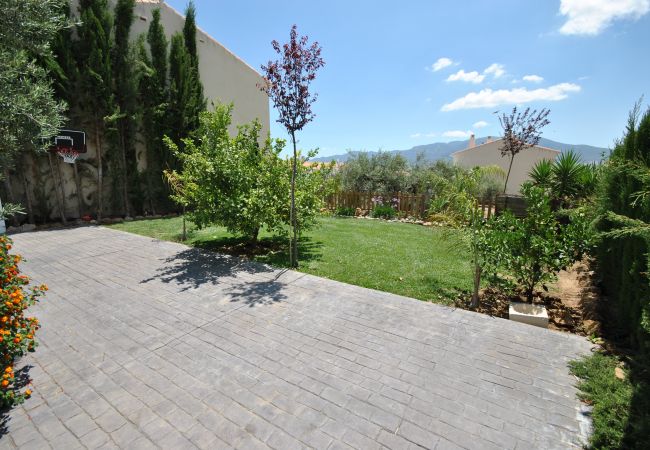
[509,301,549,328]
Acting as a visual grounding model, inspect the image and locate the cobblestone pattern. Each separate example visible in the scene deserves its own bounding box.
[0,227,592,449]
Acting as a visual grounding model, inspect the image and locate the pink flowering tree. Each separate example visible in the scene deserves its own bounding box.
[260,25,325,267]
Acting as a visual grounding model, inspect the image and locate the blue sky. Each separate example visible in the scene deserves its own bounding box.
[167,0,650,157]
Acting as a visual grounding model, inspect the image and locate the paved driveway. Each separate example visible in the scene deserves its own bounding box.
[0,227,591,449]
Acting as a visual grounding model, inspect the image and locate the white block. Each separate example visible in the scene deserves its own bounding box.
[509,302,549,328]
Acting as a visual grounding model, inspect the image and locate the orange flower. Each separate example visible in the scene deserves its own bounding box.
[4,367,11,373]
[13,337,20,344]
[1,317,7,323]
[25,389,31,397]
[1,380,8,388]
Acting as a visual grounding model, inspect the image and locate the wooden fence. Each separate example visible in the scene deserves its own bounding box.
[325,191,498,219]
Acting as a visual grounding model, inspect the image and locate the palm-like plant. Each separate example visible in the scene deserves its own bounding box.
[529,158,553,189]
[528,150,597,207]
[552,150,585,204]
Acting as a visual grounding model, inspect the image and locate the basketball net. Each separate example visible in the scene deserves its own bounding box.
[56,147,80,164]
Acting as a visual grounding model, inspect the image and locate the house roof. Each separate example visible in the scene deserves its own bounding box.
[450,138,561,157]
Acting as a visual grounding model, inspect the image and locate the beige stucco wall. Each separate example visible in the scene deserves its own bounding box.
[130,0,270,138]
[24,0,271,220]
[452,140,559,195]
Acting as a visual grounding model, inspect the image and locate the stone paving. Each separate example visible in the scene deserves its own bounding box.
[0,227,592,449]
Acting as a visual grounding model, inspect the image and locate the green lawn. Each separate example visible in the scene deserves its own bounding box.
[107,216,472,303]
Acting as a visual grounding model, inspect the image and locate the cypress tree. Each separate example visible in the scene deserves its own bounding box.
[75,0,113,220]
[110,0,136,217]
[138,8,170,213]
[181,1,205,135]
[168,33,192,155]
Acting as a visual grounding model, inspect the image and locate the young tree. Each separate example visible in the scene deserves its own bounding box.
[498,107,550,193]
[260,25,325,267]
[75,0,113,220]
[165,103,287,242]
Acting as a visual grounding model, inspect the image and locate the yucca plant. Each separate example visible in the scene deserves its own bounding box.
[552,150,585,206]
[529,158,553,189]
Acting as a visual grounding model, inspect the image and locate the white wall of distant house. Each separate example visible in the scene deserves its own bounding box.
[451,139,559,195]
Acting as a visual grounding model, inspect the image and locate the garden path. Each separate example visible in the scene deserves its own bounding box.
[1,227,592,449]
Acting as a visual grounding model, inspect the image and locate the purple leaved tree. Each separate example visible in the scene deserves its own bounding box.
[498,107,551,193]
[260,25,324,268]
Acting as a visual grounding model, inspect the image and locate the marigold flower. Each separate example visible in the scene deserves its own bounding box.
[25,389,31,397]
[1,380,8,388]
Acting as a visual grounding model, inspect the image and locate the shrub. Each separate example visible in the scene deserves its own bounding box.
[166,104,335,242]
[569,353,634,449]
[335,206,355,216]
[0,236,46,408]
[371,205,396,219]
[488,184,592,300]
[595,103,650,351]
[370,196,398,219]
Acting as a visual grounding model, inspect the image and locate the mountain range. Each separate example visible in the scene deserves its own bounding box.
[311,137,609,164]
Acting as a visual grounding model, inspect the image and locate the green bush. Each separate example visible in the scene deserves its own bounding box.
[371,205,396,219]
[569,352,650,449]
[484,184,592,300]
[335,206,355,216]
[595,104,650,351]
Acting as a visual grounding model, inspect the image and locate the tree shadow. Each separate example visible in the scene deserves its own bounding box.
[140,235,323,308]
[191,234,323,268]
[224,278,288,307]
[140,247,274,293]
[0,365,32,438]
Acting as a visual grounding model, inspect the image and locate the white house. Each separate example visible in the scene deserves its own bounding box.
[451,135,560,195]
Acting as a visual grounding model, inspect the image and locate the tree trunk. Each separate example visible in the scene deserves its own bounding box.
[119,123,130,217]
[3,170,20,227]
[94,119,104,221]
[503,154,515,193]
[73,162,82,218]
[54,157,68,223]
[181,204,187,241]
[20,156,34,224]
[289,132,298,268]
[47,153,66,224]
[471,262,482,309]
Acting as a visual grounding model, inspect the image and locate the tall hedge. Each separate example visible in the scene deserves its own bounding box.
[597,106,650,350]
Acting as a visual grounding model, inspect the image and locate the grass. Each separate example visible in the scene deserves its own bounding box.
[107,215,472,303]
[569,351,650,449]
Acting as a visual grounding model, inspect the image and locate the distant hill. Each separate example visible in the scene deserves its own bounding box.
[311,137,609,164]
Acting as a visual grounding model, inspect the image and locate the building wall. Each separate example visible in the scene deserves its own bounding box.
[130,0,270,138]
[452,140,559,195]
[10,0,271,222]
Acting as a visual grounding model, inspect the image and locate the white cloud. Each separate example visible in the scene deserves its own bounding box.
[442,130,473,138]
[473,120,489,129]
[522,74,544,83]
[484,63,506,78]
[430,57,454,72]
[559,0,650,35]
[446,70,485,84]
[441,82,581,111]
[410,132,436,139]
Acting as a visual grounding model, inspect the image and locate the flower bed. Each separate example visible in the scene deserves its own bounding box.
[0,235,46,407]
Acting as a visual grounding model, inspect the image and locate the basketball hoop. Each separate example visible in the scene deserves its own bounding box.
[47,129,87,164]
[56,147,80,164]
